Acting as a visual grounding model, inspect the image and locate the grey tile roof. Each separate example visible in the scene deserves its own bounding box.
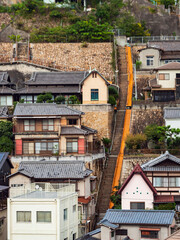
[164,107,180,119]
[100,220,118,229]
[61,126,89,135]
[148,41,180,51]
[27,71,89,85]
[16,86,80,94]
[156,62,180,70]
[0,152,13,170]
[0,72,9,85]
[0,86,16,94]
[14,103,84,116]
[87,228,101,236]
[81,125,97,134]
[11,161,92,179]
[143,166,180,172]
[0,185,9,192]
[100,209,174,225]
[0,107,8,118]
[141,151,180,171]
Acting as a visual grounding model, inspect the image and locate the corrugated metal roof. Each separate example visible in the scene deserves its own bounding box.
[141,151,180,171]
[14,103,84,116]
[100,209,174,225]
[88,228,101,236]
[27,71,89,85]
[100,219,118,229]
[9,161,92,179]
[164,107,180,119]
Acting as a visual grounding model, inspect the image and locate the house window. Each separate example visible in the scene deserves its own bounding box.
[35,140,59,154]
[42,119,54,131]
[17,211,31,222]
[20,95,33,103]
[0,96,12,106]
[73,233,76,240]
[130,202,145,209]
[92,72,97,78]
[159,73,170,80]
[153,177,168,187]
[146,56,154,66]
[66,139,78,153]
[141,230,158,238]
[11,184,23,187]
[37,211,51,223]
[91,89,99,101]
[73,205,76,212]
[23,141,34,155]
[116,229,128,235]
[24,120,35,131]
[153,90,175,102]
[68,119,77,125]
[64,208,68,220]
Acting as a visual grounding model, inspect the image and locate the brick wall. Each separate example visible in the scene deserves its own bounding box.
[31,43,113,80]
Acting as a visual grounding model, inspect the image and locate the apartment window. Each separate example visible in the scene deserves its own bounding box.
[24,120,35,131]
[37,211,51,223]
[146,56,154,66]
[20,95,33,103]
[66,139,78,153]
[91,89,99,101]
[116,229,128,235]
[35,140,59,154]
[159,73,170,80]
[73,233,76,240]
[64,208,68,220]
[130,202,145,210]
[42,119,54,131]
[73,205,76,212]
[17,211,31,222]
[141,230,158,238]
[92,72,97,78]
[0,96,12,106]
[68,119,77,125]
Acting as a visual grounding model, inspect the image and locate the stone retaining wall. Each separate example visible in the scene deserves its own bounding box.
[0,43,13,62]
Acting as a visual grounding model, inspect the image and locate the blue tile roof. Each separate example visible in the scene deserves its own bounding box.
[100,209,175,226]
[100,220,118,229]
[88,228,101,236]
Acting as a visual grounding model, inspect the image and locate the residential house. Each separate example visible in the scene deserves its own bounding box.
[8,160,97,236]
[0,72,15,106]
[144,62,180,101]
[92,209,175,240]
[13,103,99,157]
[164,107,180,129]
[0,185,9,240]
[118,164,157,210]
[7,183,78,240]
[15,70,110,104]
[0,152,13,186]
[139,41,180,69]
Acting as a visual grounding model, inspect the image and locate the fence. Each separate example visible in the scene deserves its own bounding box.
[127,36,180,44]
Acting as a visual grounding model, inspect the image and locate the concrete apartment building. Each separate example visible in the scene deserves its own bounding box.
[7,183,78,240]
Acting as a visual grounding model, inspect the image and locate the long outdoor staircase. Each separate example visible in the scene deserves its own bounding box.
[96,46,129,220]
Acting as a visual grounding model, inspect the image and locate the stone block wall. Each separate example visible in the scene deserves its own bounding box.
[31,43,113,80]
[70,104,114,139]
[0,43,13,62]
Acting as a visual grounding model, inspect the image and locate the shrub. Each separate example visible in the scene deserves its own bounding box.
[55,95,65,104]
[108,95,116,105]
[136,60,142,70]
[67,95,80,104]
[154,203,176,210]
[8,34,22,43]
[109,86,118,100]
[49,10,62,19]
[125,134,147,149]
[36,92,53,103]
[102,137,111,148]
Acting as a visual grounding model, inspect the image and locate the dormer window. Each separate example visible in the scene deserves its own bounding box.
[92,72,97,78]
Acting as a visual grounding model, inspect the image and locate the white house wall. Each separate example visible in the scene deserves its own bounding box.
[157,69,180,89]
[165,119,180,130]
[121,174,154,210]
[139,49,160,69]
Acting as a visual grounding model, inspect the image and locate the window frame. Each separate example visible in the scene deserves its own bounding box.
[24,120,35,131]
[141,230,159,239]
[64,208,68,221]
[16,211,31,223]
[42,119,54,131]
[146,56,154,66]
[66,138,78,153]
[154,177,180,187]
[91,89,99,101]
[36,211,51,223]
[159,73,170,80]
[68,119,77,125]
[130,202,145,210]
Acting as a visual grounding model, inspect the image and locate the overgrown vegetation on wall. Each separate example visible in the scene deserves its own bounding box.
[0,121,13,153]
[0,0,150,42]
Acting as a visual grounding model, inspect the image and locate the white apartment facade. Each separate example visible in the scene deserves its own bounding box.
[7,183,78,240]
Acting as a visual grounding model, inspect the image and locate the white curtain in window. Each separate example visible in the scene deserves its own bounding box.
[1,96,6,106]
[176,178,180,187]
[48,119,54,130]
[7,96,12,105]
[169,178,176,187]
[72,141,78,152]
[153,177,161,187]
[35,142,41,154]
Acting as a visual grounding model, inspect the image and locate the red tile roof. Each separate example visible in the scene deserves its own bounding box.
[78,196,91,204]
[156,62,180,70]
[118,164,157,195]
[154,195,174,203]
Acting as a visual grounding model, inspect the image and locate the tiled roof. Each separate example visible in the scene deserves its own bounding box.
[154,195,174,203]
[143,166,180,172]
[81,125,97,133]
[16,86,80,94]
[100,219,118,229]
[118,164,157,195]
[165,229,180,239]
[14,103,84,116]
[161,54,180,60]
[0,107,8,118]
[9,161,92,179]
[27,71,89,85]
[61,126,88,135]
[164,107,180,119]
[141,151,180,171]
[148,41,180,51]
[87,228,101,236]
[100,209,175,225]
[156,62,180,70]
[0,72,9,85]
[78,196,91,204]
[0,185,9,192]
[0,152,13,170]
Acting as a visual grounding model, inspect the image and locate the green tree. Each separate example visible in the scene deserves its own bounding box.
[54,95,65,104]
[67,95,80,104]
[36,92,53,103]
[0,121,13,153]
[160,0,175,8]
